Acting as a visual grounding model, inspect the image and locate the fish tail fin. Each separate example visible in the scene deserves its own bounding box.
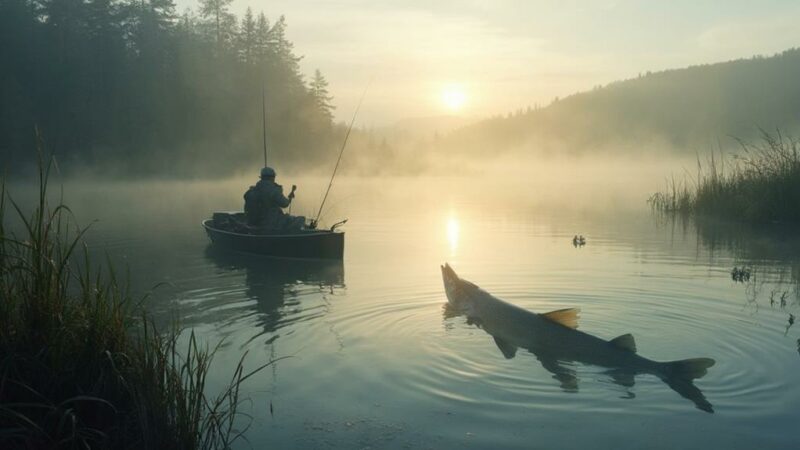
[658,358,716,413]
[663,358,716,380]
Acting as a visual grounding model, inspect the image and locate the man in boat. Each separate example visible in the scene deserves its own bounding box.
[244,167,306,232]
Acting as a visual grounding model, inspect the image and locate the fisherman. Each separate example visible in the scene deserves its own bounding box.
[244,167,305,231]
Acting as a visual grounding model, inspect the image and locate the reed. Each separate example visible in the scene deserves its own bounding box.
[649,129,800,223]
[0,142,271,448]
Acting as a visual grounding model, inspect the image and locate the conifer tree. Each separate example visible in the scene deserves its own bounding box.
[254,12,271,63]
[238,7,256,63]
[269,15,303,83]
[198,0,233,49]
[309,69,335,122]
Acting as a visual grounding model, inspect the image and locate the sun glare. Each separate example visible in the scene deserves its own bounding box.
[446,216,460,254]
[441,84,467,112]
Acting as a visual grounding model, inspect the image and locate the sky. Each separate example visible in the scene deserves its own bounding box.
[177,0,800,125]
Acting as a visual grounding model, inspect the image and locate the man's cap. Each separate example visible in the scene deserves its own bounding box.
[260,167,276,178]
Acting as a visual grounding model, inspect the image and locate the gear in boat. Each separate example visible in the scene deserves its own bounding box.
[209,212,346,235]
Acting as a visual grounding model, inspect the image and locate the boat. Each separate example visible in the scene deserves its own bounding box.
[202,212,345,259]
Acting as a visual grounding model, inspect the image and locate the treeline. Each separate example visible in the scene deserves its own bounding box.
[442,48,800,157]
[0,0,338,176]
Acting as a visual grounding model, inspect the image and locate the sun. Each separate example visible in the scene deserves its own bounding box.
[441,84,467,112]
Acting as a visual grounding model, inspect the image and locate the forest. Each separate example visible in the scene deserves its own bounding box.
[0,0,338,176]
[4,1,800,177]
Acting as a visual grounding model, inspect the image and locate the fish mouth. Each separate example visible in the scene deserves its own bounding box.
[441,263,460,304]
[441,262,457,281]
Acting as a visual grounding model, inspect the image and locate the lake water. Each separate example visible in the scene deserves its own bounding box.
[47,173,800,449]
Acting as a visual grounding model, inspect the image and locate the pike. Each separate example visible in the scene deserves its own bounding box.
[441,263,716,413]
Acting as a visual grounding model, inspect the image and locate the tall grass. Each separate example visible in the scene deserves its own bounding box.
[0,144,272,448]
[649,129,800,223]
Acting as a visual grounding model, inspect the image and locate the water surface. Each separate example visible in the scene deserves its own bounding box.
[51,175,800,449]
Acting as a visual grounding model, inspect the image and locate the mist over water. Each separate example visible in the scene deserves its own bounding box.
[5,1,800,446]
[11,163,797,449]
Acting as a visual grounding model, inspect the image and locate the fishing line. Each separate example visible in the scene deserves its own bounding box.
[313,79,371,227]
[262,85,268,167]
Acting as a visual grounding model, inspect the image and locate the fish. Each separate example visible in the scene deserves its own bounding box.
[440,263,716,413]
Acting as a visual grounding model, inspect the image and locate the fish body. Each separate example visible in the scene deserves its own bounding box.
[441,263,716,412]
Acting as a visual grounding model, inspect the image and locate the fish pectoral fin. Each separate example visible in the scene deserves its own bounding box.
[493,336,518,359]
[541,308,580,329]
[536,355,579,392]
[609,333,637,353]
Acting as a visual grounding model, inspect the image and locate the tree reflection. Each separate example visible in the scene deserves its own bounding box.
[658,213,799,337]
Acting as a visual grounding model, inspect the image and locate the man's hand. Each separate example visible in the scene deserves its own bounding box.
[288,185,297,200]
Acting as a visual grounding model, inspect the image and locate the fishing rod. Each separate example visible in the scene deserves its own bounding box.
[262,86,268,167]
[312,82,370,228]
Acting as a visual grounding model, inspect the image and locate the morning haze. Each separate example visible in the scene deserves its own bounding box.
[1,1,799,449]
[200,0,800,124]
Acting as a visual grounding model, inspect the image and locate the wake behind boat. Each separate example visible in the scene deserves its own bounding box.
[203,212,345,259]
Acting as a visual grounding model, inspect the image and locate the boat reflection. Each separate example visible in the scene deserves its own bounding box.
[204,246,345,341]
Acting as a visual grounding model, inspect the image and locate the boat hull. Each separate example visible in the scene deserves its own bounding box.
[202,220,344,259]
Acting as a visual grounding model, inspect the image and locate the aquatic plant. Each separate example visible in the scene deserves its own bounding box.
[649,128,800,223]
[647,175,695,214]
[0,145,272,448]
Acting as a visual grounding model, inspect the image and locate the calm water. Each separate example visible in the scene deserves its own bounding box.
[49,175,800,449]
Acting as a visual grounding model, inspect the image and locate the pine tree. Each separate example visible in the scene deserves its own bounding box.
[219,13,237,51]
[130,0,177,58]
[149,0,177,25]
[254,12,271,63]
[269,15,302,82]
[309,69,334,122]
[198,0,233,50]
[238,7,256,63]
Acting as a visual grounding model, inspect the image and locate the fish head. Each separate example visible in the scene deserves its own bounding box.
[441,263,460,304]
[441,263,480,313]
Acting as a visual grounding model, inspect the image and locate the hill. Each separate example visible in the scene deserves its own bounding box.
[441,49,800,157]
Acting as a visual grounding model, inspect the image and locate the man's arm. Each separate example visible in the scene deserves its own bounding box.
[273,186,292,208]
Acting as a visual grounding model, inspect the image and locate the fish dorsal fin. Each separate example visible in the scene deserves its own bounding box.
[609,333,637,353]
[493,336,517,359]
[541,308,580,329]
